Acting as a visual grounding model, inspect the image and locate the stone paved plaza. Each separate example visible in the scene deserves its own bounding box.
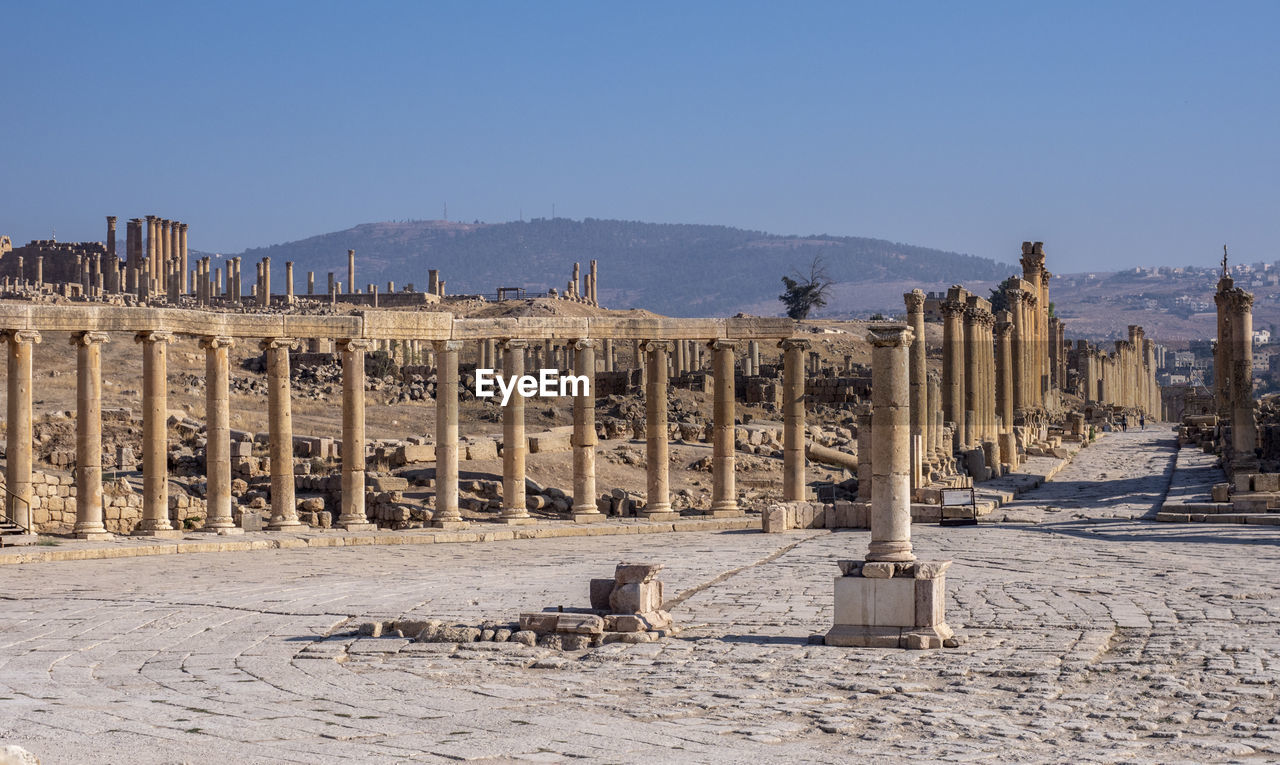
[2,429,1279,763]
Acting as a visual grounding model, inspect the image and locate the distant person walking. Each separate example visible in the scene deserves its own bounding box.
[1140,414,1146,430]
[1120,414,1128,432]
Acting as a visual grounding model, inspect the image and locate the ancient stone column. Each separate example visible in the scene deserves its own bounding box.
[963,304,981,448]
[179,223,189,294]
[641,341,675,519]
[347,249,356,294]
[336,339,376,530]
[941,293,966,451]
[106,215,117,260]
[159,220,171,293]
[135,331,176,535]
[709,339,740,516]
[750,340,761,377]
[904,290,927,487]
[1230,290,1257,459]
[71,332,112,538]
[926,370,942,459]
[261,338,300,529]
[285,261,295,302]
[1,331,38,531]
[499,339,535,524]
[1009,289,1027,414]
[982,310,997,444]
[432,340,466,528]
[145,216,157,282]
[261,257,272,307]
[781,338,809,501]
[994,312,1014,428]
[571,339,601,522]
[199,336,238,533]
[1215,275,1234,418]
[867,324,914,563]
[602,338,614,372]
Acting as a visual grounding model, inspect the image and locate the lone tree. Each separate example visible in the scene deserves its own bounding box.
[779,256,833,319]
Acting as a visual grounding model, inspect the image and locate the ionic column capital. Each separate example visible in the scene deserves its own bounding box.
[134,331,173,345]
[337,338,375,353]
[867,324,914,348]
[1,329,42,345]
[433,339,464,353]
[708,339,738,351]
[259,337,298,352]
[572,338,595,351]
[71,331,110,347]
[501,338,529,351]
[778,337,811,352]
[199,335,235,351]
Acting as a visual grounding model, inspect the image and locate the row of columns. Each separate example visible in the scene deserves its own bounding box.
[2,330,809,535]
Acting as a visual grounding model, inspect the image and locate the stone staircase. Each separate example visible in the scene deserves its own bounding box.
[1156,445,1280,525]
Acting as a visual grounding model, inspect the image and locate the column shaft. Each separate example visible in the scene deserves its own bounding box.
[136,332,174,533]
[643,341,674,517]
[263,339,299,528]
[781,339,809,501]
[432,340,466,527]
[866,324,914,563]
[202,336,237,531]
[571,339,601,520]
[339,339,376,529]
[709,340,739,515]
[500,340,533,523]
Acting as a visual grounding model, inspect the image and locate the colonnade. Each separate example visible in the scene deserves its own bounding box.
[0,308,803,535]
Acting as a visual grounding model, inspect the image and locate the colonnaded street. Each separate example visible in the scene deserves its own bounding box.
[1,428,1278,763]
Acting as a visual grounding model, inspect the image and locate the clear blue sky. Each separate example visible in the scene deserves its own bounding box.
[2,1,1277,271]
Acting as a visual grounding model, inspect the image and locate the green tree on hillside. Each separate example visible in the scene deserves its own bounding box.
[779,256,833,319]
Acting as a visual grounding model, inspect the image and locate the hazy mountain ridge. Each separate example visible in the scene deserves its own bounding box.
[220,218,1013,317]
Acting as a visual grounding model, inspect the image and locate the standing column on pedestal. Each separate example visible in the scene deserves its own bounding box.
[642,341,676,519]
[285,261,295,303]
[2,331,38,533]
[941,292,966,452]
[432,340,467,528]
[982,310,997,444]
[337,339,376,530]
[867,324,914,563]
[602,338,614,373]
[135,331,177,535]
[904,290,927,488]
[200,336,240,533]
[709,339,740,516]
[262,338,300,529]
[347,249,356,293]
[500,339,535,524]
[781,338,809,501]
[571,339,602,522]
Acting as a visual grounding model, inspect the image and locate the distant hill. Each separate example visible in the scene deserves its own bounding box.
[217,218,1014,317]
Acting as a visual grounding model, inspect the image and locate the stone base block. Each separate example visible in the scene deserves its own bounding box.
[432,520,470,530]
[827,560,952,650]
[336,522,376,531]
[640,511,680,522]
[267,520,303,530]
[572,512,605,523]
[133,529,184,538]
[706,509,743,518]
[200,526,245,536]
[494,517,538,526]
[74,531,114,541]
[0,533,38,547]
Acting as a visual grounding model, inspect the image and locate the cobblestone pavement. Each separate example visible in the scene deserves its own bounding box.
[3,429,1279,763]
